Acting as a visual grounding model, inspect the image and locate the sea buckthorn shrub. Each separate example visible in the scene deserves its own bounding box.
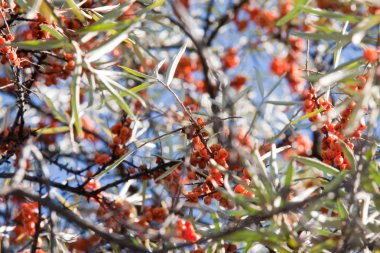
[0,0,379,252]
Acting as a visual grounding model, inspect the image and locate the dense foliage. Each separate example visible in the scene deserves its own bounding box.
[0,0,380,252]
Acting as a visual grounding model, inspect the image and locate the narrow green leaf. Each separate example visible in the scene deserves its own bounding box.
[101,75,146,107]
[291,105,326,125]
[301,6,361,22]
[36,126,69,134]
[284,161,294,187]
[155,162,182,182]
[40,24,64,40]
[266,100,303,106]
[336,198,348,219]
[211,212,221,232]
[165,41,187,86]
[276,7,302,26]
[141,180,147,212]
[294,156,340,176]
[129,81,156,93]
[11,40,65,50]
[254,67,264,99]
[95,149,135,179]
[86,73,96,108]
[80,22,120,33]
[87,25,133,62]
[336,138,357,170]
[119,65,153,79]
[226,229,262,242]
[99,76,136,119]
[40,0,59,23]
[142,0,165,12]
[44,95,67,123]
[231,86,251,105]
[65,0,85,22]
[323,170,350,192]
[70,65,84,138]
[291,31,349,42]
[265,73,286,99]
[350,14,380,44]
[154,59,166,78]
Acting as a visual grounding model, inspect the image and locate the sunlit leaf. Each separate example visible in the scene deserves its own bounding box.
[95,149,135,179]
[290,105,326,125]
[119,65,153,79]
[65,0,85,22]
[40,24,65,40]
[154,162,182,182]
[11,40,66,50]
[36,126,70,134]
[99,76,136,119]
[294,156,339,176]
[165,41,187,86]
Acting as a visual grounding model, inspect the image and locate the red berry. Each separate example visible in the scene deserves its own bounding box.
[363,47,378,63]
[6,34,14,41]
[334,155,344,166]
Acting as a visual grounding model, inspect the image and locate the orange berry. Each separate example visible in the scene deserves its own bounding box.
[6,34,14,41]
[334,155,344,166]
[363,47,378,63]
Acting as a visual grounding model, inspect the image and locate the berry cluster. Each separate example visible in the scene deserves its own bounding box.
[94,118,132,165]
[137,206,168,226]
[176,219,200,243]
[270,38,304,92]
[302,87,367,170]
[11,202,42,245]
[96,200,135,232]
[222,48,240,69]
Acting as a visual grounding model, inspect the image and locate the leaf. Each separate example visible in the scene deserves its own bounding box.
[266,100,303,106]
[323,170,350,192]
[350,14,380,45]
[336,138,357,170]
[154,59,166,78]
[99,76,136,119]
[65,0,85,22]
[301,6,361,22]
[119,65,153,79]
[11,40,66,50]
[264,73,286,99]
[226,229,262,242]
[70,65,84,138]
[90,4,120,13]
[129,81,156,93]
[254,67,264,99]
[39,0,58,23]
[140,0,165,13]
[93,1,134,24]
[276,0,305,26]
[101,74,146,108]
[95,149,135,179]
[40,24,64,40]
[43,95,67,123]
[86,73,96,108]
[315,68,360,89]
[284,161,294,187]
[290,105,326,125]
[87,24,133,62]
[36,126,70,134]
[291,31,349,42]
[154,162,182,182]
[336,198,348,219]
[165,41,187,86]
[294,156,340,176]
[231,86,251,105]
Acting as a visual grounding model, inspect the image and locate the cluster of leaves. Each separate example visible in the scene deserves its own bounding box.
[0,0,379,252]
